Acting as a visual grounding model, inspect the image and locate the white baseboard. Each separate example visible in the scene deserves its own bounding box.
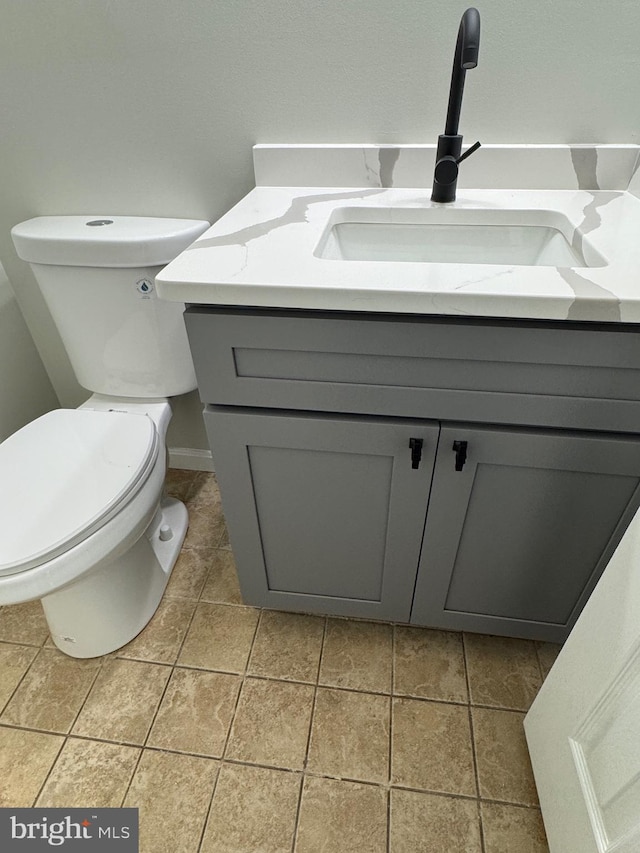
[168,447,215,472]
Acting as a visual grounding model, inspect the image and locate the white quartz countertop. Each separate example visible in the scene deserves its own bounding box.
[155,145,640,323]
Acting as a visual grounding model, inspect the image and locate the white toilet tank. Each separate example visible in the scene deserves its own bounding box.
[11,216,209,398]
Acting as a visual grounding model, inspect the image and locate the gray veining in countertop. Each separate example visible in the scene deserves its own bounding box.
[570,147,600,191]
[156,144,640,324]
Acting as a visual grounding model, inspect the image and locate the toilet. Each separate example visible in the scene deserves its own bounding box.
[0,215,209,658]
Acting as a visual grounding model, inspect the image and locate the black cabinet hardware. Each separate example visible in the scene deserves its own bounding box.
[409,438,424,469]
[452,440,468,471]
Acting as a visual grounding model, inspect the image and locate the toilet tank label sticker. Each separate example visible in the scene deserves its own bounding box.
[0,809,138,850]
[136,278,154,298]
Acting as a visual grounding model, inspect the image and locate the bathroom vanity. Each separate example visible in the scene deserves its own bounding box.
[156,143,640,643]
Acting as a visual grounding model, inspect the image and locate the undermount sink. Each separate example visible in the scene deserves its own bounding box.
[315,207,606,268]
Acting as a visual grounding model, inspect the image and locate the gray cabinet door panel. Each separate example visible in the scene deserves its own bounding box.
[411,425,640,642]
[204,408,439,621]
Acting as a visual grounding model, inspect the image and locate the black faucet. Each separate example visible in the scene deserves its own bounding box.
[431,7,481,203]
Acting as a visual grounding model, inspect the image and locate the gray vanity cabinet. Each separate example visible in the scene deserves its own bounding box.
[185,306,640,641]
[203,408,439,622]
[411,424,640,641]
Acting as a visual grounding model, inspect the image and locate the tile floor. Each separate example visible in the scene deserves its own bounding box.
[0,469,561,853]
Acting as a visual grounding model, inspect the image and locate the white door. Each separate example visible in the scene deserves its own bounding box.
[524,510,640,853]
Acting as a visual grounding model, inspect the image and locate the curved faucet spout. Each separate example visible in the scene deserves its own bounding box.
[431,7,481,204]
[445,7,480,136]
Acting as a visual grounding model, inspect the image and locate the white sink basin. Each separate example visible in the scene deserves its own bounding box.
[316,207,606,268]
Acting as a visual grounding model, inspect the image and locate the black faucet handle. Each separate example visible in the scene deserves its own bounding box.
[434,155,459,186]
[433,141,481,188]
[456,140,481,164]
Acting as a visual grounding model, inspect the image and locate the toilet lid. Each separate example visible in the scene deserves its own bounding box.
[0,409,158,575]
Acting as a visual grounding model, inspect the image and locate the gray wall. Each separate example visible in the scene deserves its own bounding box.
[0,262,58,441]
[0,0,638,456]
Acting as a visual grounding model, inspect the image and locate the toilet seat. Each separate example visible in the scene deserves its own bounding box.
[0,409,158,576]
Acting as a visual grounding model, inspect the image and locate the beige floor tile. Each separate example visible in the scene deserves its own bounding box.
[183,503,226,550]
[217,523,231,549]
[37,738,140,807]
[118,598,196,664]
[392,698,476,797]
[124,749,218,853]
[307,687,390,783]
[0,643,38,711]
[1,648,101,733]
[164,548,211,600]
[199,549,243,605]
[394,627,468,703]
[465,634,542,711]
[226,677,314,770]
[0,726,63,806]
[187,472,221,508]
[482,802,549,853]
[295,776,387,853]
[147,668,241,757]
[473,708,539,806]
[0,600,49,646]
[536,642,562,680]
[248,611,324,683]
[320,619,392,693]
[390,789,482,853]
[165,468,199,502]
[72,658,171,745]
[178,603,259,672]
[201,763,301,853]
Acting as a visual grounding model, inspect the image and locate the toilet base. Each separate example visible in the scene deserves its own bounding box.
[42,497,188,658]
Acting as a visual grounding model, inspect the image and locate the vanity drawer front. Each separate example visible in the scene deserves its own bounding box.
[184,308,640,431]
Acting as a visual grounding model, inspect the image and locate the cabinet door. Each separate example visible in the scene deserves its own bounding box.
[203,408,439,621]
[411,425,640,642]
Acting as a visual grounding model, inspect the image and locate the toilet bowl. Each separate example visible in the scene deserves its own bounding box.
[1,215,210,657]
[0,397,182,658]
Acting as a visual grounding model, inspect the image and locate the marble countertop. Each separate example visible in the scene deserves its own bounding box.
[156,145,640,323]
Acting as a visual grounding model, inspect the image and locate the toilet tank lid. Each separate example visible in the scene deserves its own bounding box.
[11,216,210,268]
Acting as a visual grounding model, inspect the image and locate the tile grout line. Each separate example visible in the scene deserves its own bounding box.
[220,605,263,762]
[0,643,43,720]
[291,614,328,853]
[387,625,397,853]
[462,632,487,853]
[243,606,265,679]
[103,652,540,714]
[301,615,327,773]
[67,650,112,731]
[0,637,47,650]
[534,641,547,685]
[194,763,222,853]
[289,775,305,853]
[0,717,545,810]
[31,735,67,808]
[30,646,111,806]
[197,601,264,853]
